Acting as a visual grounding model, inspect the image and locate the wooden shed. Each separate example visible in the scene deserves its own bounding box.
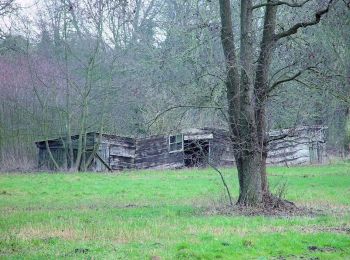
[267,126,327,165]
[35,132,135,171]
[36,126,327,171]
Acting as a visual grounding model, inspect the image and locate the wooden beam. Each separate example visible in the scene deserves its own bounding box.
[95,153,112,171]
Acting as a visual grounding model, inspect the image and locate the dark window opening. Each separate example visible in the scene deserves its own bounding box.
[184,140,209,167]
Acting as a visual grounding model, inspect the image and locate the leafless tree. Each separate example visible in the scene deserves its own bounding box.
[0,0,17,38]
[218,0,339,205]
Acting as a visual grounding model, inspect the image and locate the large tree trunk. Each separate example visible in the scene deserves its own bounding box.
[260,146,269,193]
[256,105,269,193]
[236,152,263,205]
[219,0,278,205]
[220,0,264,206]
[255,1,277,195]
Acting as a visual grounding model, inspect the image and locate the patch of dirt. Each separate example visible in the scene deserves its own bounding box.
[2,203,150,213]
[187,224,350,237]
[74,248,89,254]
[16,227,77,240]
[221,241,230,246]
[302,226,350,234]
[202,194,317,217]
[62,248,90,257]
[269,173,349,178]
[272,243,345,260]
[202,204,314,217]
[124,204,138,208]
[273,255,320,260]
[150,256,161,260]
[298,201,350,216]
[308,245,338,252]
[0,190,11,195]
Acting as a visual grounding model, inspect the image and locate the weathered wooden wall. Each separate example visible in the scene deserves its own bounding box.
[36,133,96,150]
[267,127,327,166]
[207,126,327,167]
[207,128,235,167]
[36,133,96,170]
[135,135,184,169]
[38,148,65,169]
[98,134,136,171]
[267,136,311,165]
[36,126,327,171]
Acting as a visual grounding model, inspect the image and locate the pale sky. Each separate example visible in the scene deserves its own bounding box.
[17,0,39,16]
[17,0,37,8]
[0,0,39,36]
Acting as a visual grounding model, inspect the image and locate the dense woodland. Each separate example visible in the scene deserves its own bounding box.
[0,0,349,176]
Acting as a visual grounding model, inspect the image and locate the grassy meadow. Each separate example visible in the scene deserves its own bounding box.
[0,163,350,259]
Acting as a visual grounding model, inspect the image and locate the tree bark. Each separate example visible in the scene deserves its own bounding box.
[219,0,240,136]
[237,151,263,205]
[220,0,263,205]
[260,145,269,193]
[254,0,277,194]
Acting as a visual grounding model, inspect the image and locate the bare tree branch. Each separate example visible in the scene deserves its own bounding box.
[146,105,225,130]
[269,61,297,83]
[275,0,335,39]
[208,162,234,206]
[343,0,350,9]
[252,0,312,10]
[0,0,15,15]
[269,66,316,92]
[295,78,350,104]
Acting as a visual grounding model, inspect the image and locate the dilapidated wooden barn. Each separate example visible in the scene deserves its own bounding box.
[36,126,327,171]
[36,133,136,171]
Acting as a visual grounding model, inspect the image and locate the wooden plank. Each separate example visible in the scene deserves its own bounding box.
[95,153,112,171]
[109,145,135,158]
[184,134,213,140]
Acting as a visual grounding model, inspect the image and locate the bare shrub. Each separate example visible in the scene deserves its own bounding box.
[0,153,36,172]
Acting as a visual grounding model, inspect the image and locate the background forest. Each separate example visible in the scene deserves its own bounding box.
[0,0,349,171]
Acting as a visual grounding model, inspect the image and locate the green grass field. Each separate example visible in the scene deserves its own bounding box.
[0,164,350,259]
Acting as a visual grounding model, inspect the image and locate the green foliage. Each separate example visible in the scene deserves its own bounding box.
[0,164,350,259]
